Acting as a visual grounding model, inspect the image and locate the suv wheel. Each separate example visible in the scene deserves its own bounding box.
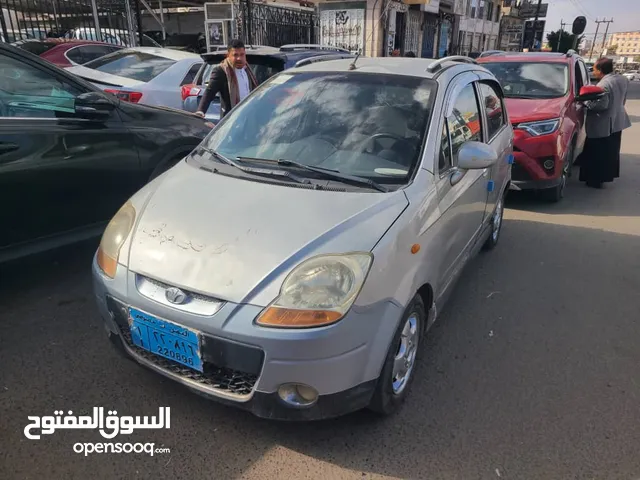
[368,294,425,416]
[541,145,572,203]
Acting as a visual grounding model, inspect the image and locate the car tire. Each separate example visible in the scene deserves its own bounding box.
[482,191,505,251]
[541,147,571,203]
[368,294,426,416]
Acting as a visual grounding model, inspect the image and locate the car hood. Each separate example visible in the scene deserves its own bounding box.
[65,65,141,88]
[126,161,409,306]
[505,96,567,124]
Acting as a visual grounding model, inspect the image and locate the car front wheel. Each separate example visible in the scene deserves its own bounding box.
[368,294,425,416]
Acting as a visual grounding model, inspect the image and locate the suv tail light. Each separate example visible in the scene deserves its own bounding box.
[104,89,143,103]
[181,84,202,101]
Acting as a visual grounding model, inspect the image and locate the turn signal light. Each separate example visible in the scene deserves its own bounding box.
[257,307,342,328]
[105,89,143,103]
[181,84,202,101]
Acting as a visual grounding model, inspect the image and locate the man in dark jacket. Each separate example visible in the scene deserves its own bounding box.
[195,39,259,119]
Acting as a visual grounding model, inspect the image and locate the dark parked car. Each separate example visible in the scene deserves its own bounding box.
[182,45,354,121]
[0,42,214,262]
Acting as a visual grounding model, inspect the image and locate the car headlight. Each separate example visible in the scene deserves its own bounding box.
[516,118,560,136]
[96,201,136,278]
[256,253,373,328]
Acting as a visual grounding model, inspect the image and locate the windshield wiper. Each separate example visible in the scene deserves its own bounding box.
[237,156,389,193]
[197,147,311,185]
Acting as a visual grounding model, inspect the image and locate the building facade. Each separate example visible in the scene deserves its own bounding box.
[457,0,501,55]
[608,31,640,58]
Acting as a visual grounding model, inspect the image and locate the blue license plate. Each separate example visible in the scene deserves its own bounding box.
[128,308,203,372]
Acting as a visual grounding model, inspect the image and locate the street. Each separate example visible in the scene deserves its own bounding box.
[1,81,640,480]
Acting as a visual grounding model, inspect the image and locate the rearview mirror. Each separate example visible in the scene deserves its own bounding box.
[74,92,116,120]
[457,141,498,170]
[575,85,605,102]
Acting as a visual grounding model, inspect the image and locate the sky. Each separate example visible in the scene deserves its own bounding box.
[542,0,640,35]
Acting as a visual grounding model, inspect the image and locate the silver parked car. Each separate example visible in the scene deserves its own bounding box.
[92,56,513,420]
[66,47,202,110]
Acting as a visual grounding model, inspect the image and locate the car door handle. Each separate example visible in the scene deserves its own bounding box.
[0,142,19,154]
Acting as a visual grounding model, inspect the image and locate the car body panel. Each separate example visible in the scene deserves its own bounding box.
[0,42,212,261]
[125,160,409,305]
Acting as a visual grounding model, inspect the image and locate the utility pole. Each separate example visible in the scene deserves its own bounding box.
[600,18,613,57]
[589,19,604,61]
[531,0,543,50]
[557,19,567,52]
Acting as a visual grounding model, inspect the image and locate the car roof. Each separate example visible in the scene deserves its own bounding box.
[477,52,573,64]
[119,47,201,60]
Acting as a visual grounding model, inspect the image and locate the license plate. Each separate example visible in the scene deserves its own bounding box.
[128,308,203,372]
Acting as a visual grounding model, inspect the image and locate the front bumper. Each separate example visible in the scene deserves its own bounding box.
[510,132,563,191]
[92,256,401,420]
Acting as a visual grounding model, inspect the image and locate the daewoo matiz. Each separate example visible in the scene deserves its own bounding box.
[92,55,513,420]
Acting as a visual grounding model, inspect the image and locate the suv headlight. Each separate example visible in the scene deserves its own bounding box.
[256,253,373,328]
[97,201,136,278]
[516,118,560,136]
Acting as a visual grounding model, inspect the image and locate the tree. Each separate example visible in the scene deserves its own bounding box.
[546,30,584,53]
[608,44,618,55]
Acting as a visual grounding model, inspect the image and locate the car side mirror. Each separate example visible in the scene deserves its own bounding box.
[457,141,498,170]
[74,91,116,120]
[575,85,605,102]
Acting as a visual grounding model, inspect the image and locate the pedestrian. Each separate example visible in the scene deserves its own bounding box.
[578,57,631,188]
[405,51,416,57]
[195,39,259,119]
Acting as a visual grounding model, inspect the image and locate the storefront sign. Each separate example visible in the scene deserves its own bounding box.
[320,9,365,54]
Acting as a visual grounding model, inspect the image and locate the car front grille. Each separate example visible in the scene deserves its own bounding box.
[117,325,258,397]
[106,296,262,400]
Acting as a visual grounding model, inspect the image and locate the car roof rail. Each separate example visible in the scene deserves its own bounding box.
[280,44,350,53]
[294,53,355,68]
[426,55,478,73]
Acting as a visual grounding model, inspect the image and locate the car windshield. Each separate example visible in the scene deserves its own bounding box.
[197,71,436,186]
[482,62,569,98]
[83,51,175,82]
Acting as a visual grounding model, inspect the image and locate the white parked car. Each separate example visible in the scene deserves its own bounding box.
[66,47,203,110]
[623,70,639,81]
[64,28,161,48]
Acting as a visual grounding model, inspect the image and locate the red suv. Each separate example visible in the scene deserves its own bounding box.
[478,52,589,201]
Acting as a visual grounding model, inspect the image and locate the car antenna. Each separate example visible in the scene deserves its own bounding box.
[349,52,360,70]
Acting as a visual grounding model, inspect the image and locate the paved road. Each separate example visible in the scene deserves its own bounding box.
[2,84,640,480]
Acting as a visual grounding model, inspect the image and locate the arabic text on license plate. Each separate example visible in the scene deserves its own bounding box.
[128,308,203,372]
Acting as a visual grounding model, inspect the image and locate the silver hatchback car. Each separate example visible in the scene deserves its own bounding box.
[92,56,513,420]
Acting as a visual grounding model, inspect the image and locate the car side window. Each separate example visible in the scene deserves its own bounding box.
[477,82,505,141]
[439,121,452,172]
[578,61,589,89]
[65,46,86,65]
[181,63,203,86]
[445,83,483,166]
[575,61,585,93]
[0,54,82,118]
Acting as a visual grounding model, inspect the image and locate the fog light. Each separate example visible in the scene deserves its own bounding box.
[277,383,319,407]
[543,159,555,170]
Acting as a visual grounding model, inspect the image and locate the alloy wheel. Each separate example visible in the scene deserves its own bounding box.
[391,313,420,395]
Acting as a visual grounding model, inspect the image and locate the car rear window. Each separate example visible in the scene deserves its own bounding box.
[14,41,58,56]
[83,51,176,82]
